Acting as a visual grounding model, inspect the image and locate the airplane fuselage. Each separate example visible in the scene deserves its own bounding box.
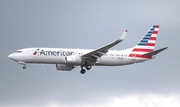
[9,47,144,66]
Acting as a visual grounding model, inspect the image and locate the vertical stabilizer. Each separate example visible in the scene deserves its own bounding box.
[129,25,159,59]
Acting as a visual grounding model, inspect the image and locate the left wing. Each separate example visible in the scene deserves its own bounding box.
[81,30,128,62]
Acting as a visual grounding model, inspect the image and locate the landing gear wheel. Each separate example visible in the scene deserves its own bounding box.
[80,69,86,74]
[86,66,91,70]
[23,65,26,69]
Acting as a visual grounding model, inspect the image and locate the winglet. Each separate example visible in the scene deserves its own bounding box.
[120,30,128,40]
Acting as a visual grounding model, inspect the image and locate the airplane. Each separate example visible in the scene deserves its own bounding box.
[8,25,167,74]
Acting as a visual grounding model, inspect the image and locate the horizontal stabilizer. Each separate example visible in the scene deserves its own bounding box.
[144,47,168,56]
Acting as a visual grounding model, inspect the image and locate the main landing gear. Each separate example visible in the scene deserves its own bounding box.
[80,66,92,74]
[80,69,86,74]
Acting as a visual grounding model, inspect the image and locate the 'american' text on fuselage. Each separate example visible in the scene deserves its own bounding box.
[39,49,74,56]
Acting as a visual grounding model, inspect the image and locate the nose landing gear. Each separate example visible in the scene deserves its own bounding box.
[23,65,27,69]
[17,61,26,69]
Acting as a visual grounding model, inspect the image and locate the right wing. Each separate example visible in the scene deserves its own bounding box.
[81,30,128,62]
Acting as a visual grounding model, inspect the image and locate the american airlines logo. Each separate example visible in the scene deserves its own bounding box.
[33,48,40,55]
[33,48,74,56]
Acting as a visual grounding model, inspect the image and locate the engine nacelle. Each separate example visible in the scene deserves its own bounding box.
[65,56,82,65]
[56,64,73,71]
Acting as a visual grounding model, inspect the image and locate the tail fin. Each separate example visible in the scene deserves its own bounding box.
[136,25,159,49]
[129,25,160,59]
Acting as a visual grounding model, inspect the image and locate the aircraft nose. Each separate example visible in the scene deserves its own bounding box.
[8,53,24,61]
[8,54,13,59]
[8,54,15,60]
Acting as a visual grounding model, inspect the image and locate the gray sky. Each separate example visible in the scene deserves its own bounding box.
[1,0,180,107]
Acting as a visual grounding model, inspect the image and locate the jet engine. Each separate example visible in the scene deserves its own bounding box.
[56,64,74,71]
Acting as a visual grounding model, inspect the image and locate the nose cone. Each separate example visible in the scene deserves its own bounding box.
[8,53,16,60]
[8,54,13,59]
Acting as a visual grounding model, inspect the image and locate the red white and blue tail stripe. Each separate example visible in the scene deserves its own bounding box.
[129,25,159,59]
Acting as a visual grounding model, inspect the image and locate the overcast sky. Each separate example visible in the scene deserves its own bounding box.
[1,0,180,107]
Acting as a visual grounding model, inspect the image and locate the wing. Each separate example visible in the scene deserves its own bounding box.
[81,30,128,62]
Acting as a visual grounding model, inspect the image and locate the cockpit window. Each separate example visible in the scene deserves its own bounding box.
[16,51,22,53]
